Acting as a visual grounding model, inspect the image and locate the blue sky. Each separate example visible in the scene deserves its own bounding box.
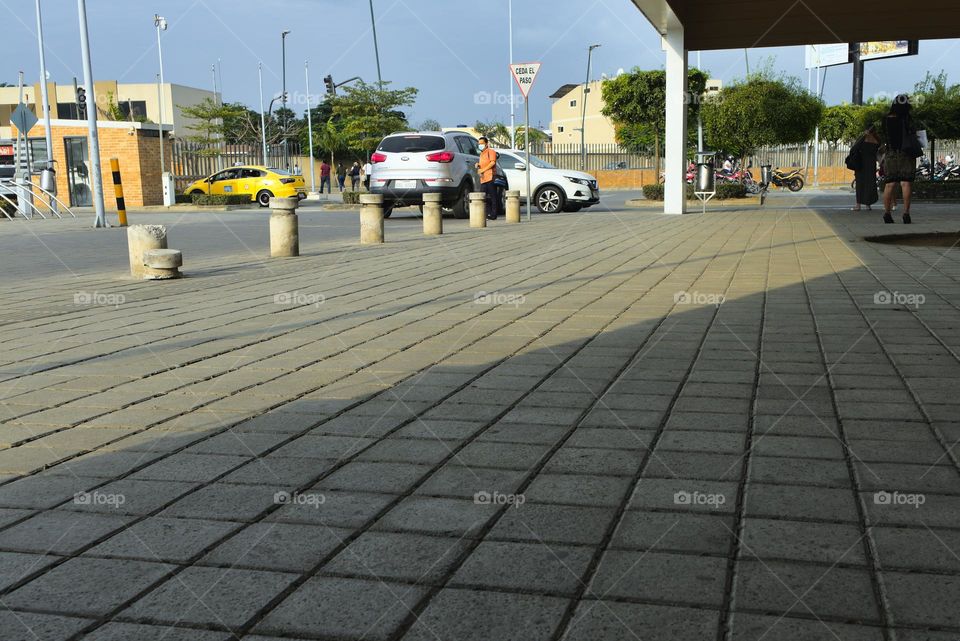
[6,0,960,129]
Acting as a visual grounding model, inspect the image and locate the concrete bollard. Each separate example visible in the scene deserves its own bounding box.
[360,194,385,244]
[506,190,521,223]
[469,192,487,229]
[142,249,182,280]
[422,193,443,236]
[269,197,300,258]
[127,224,168,280]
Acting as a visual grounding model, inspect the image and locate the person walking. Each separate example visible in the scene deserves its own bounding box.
[476,137,501,220]
[349,162,361,191]
[880,94,921,224]
[320,161,331,194]
[363,160,373,191]
[850,126,880,211]
[336,163,347,193]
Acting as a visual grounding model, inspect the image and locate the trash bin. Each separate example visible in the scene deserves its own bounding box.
[696,161,715,193]
[40,162,57,194]
[761,165,773,187]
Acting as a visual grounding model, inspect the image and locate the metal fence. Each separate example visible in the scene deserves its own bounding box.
[523,140,960,174]
[172,140,303,192]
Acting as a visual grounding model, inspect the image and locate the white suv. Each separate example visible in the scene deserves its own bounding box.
[369,131,481,218]
[496,150,600,213]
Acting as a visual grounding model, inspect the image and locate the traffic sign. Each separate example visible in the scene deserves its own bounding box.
[11,103,38,134]
[510,63,542,98]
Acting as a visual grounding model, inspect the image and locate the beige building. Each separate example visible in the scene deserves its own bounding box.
[549,80,618,146]
[0,81,217,140]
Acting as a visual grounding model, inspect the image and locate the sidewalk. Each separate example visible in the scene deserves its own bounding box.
[0,205,959,640]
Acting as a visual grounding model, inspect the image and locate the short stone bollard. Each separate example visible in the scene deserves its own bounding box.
[142,249,182,280]
[506,190,521,223]
[127,224,168,280]
[469,192,487,228]
[269,197,300,258]
[422,193,443,236]
[360,194,385,244]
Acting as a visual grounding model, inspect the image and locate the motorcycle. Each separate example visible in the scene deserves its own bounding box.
[770,167,804,192]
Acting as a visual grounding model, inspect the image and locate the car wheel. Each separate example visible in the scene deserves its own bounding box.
[451,184,471,219]
[383,206,394,219]
[535,186,565,214]
[188,189,204,196]
[564,204,583,213]
[256,190,273,207]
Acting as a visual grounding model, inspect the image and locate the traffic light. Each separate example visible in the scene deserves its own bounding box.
[324,75,336,96]
[76,87,87,119]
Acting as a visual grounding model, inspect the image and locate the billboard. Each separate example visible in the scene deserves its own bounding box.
[805,44,850,69]
[859,41,918,61]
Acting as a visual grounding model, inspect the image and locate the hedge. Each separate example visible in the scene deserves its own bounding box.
[895,180,960,200]
[190,194,251,206]
[642,182,747,201]
[342,191,362,205]
[174,194,193,205]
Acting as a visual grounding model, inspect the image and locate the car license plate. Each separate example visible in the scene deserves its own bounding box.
[395,180,417,190]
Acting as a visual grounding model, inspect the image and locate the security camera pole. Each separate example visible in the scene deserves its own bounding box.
[511,62,541,222]
[78,0,106,227]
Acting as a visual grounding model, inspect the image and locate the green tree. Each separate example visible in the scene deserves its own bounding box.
[514,125,548,150]
[418,118,442,131]
[912,72,960,162]
[179,98,255,154]
[702,72,823,160]
[602,67,709,176]
[314,118,351,167]
[819,103,864,146]
[329,81,418,152]
[474,121,511,147]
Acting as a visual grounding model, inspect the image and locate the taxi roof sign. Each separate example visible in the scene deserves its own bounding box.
[510,63,542,98]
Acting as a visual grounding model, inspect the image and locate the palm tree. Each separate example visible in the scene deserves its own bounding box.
[514,125,548,151]
[474,121,511,148]
[315,118,350,167]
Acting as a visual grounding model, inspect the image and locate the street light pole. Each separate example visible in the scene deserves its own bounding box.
[258,62,268,165]
[154,14,168,182]
[281,30,290,169]
[35,0,57,213]
[305,60,316,193]
[508,0,515,148]
[580,43,600,171]
[78,0,106,227]
[368,0,383,87]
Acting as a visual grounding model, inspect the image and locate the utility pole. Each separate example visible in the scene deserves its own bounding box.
[305,61,316,194]
[696,50,704,153]
[369,0,383,87]
[580,44,601,171]
[35,0,57,213]
[281,30,291,170]
[258,63,268,166]
[78,0,106,227]
[851,44,864,105]
[508,0,515,148]
[154,14,168,190]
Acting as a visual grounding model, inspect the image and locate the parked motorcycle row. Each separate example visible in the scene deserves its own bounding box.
[672,160,806,193]
[917,156,960,181]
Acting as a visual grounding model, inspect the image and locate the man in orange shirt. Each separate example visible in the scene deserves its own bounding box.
[476,137,501,220]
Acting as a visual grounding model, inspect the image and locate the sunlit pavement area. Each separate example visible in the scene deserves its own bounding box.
[1,192,960,640]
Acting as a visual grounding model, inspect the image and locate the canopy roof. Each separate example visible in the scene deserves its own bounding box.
[631,0,960,50]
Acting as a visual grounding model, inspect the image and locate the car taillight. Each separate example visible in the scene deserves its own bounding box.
[280,178,296,184]
[371,152,387,163]
[426,151,455,163]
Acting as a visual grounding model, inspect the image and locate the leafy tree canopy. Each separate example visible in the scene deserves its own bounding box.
[328,81,418,152]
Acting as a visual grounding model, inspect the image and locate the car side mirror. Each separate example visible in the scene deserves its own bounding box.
[515,163,526,171]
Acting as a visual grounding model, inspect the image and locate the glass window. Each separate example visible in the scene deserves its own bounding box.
[118,100,148,121]
[497,153,525,170]
[378,135,445,153]
[212,169,239,182]
[514,152,557,170]
[456,137,480,156]
[240,168,263,178]
[569,99,577,107]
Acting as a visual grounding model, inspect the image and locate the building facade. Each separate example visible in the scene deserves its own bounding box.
[549,80,618,146]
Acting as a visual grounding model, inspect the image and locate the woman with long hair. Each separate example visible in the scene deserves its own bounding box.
[880,94,919,224]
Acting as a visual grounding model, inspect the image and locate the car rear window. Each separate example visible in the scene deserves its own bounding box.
[378,135,445,153]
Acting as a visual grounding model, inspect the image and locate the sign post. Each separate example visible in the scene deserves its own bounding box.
[511,62,541,222]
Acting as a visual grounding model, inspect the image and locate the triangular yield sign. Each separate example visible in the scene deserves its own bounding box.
[510,63,542,98]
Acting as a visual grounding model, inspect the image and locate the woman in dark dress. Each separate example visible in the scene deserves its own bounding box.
[880,94,918,224]
[852,127,880,211]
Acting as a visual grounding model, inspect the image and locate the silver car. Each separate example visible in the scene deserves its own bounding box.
[369,131,481,218]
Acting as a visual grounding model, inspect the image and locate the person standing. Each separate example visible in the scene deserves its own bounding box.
[336,163,347,192]
[476,137,501,220]
[850,126,880,211]
[363,160,373,191]
[319,160,331,194]
[881,94,920,224]
[349,162,361,191]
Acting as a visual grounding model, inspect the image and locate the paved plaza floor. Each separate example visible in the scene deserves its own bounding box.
[1,196,959,640]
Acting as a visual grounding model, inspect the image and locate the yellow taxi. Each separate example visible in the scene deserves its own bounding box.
[184,165,306,207]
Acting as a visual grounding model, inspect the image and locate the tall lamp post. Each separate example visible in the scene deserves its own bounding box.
[580,43,601,171]
[508,0,515,148]
[78,0,106,226]
[368,0,383,86]
[258,62,268,165]
[35,0,56,213]
[305,61,316,194]
[154,14,168,203]
[281,30,291,169]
